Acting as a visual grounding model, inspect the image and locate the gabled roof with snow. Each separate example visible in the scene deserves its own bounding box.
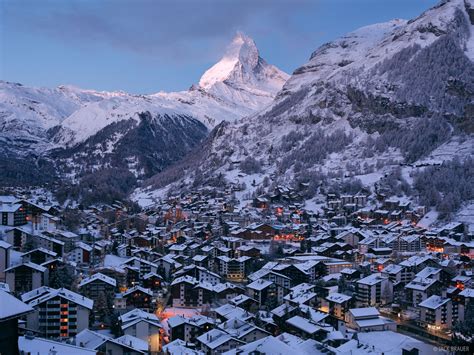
[0,290,33,320]
[247,279,273,291]
[5,261,47,273]
[215,304,252,321]
[406,276,438,291]
[459,288,474,298]
[25,287,94,309]
[219,318,268,339]
[419,295,450,309]
[0,240,12,249]
[163,339,204,355]
[357,273,387,286]
[197,328,243,349]
[271,303,297,317]
[286,315,330,335]
[120,308,160,325]
[326,292,352,304]
[79,272,117,287]
[349,307,380,319]
[122,285,153,297]
[19,335,96,355]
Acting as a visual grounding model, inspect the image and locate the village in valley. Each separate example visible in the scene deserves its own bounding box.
[0,180,473,355]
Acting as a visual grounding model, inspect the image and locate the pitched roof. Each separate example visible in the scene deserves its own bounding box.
[419,295,450,310]
[25,287,93,309]
[0,290,33,320]
[79,272,117,288]
[19,336,96,355]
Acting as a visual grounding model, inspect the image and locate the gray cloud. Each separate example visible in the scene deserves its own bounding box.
[4,0,319,63]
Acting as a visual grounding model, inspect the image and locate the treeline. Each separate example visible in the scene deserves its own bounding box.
[55,168,137,207]
[372,117,451,163]
[278,129,354,172]
[413,157,474,219]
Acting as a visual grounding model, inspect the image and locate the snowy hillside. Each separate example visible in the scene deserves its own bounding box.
[139,0,474,220]
[0,81,110,153]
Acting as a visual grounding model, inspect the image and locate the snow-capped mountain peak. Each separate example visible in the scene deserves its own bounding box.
[198,32,289,94]
[199,32,260,89]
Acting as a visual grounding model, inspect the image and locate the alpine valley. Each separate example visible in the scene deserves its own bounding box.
[0,33,288,185]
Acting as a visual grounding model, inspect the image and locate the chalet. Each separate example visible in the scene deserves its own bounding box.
[168,315,214,344]
[122,286,153,311]
[405,277,442,307]
[355,273,392,306]
[218,318,269,343]
[0,199,27,226]
[32,213,59,233]
[52,231,80,252]
[196,328,244,355]
[229,294,259,312]
[214,304,253,322]
[75,329,146,354]
[34,233,65,257]
[120,309,162,353]
[340,268,361,280]
[243,223,277,240]
[168,243,188,256]
[23,287,93,338]
[253,196,269,209]
[68,242,92,265]
[236,245,261,258]
[216,256,251,281]
[175,265,221,285]
[21,247,57,265]
[0,290,33,355]
[5,262,48,295]
[285,315,332,341]
[284,283,317,307]
[94,265,127,290]
[325,292,352,320]
[382,264,405,286]
[192,254,211,268]
[246,279,276,306]
[142,272,163,291]
[419,295,453,330]
[272,264,310,286]
[3,226,33,250]
[345,307,396,332]
[78,273,117,308]
[170,275,214,307]
[0,240,12,282]
[270,303,298,325]
[122,257,158,278]
[156,255,182,279]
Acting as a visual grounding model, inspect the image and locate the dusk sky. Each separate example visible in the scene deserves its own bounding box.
[1,0,438,94]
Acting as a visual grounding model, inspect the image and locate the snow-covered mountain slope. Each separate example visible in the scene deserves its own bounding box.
[52,32,288,147]
[140,0,474,208]
[0,81,112,153]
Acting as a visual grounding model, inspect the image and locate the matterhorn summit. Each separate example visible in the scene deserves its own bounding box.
[199,32,289,98]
